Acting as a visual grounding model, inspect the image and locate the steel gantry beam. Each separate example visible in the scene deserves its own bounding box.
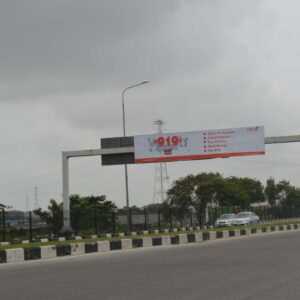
[61,135,300,233]
[61,147,133,232]
[265,135,300,144]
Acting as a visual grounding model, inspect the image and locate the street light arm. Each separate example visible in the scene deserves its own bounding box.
[122,80,149,136]
[122,81,149,104]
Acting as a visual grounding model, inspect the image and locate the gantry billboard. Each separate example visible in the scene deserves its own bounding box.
[134,126,265,164]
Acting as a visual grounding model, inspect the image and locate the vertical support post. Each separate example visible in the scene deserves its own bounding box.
[122,81,149,232]
[74,211,78,236]
[190,208,193,227]
[180,208,183,228]
[197,204,201,226]
[169,206,173,229]
[94,210,98,235]
[62,152,72,233]
[144,207,147,230]
[52,207,56,236]
[124,164,130,232]
[159,163,164,202]
[2,208,6,242]
[112,209,116,236]
[214,207,218,224]
[122,91,130,233]
[158,206,161,232]
[259,206,262,221]
[29,211,33,243]
[129,207,132,232]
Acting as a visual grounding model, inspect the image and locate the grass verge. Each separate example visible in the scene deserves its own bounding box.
[0,220,299,250]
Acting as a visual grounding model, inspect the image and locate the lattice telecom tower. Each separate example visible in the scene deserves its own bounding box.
[152,119,171,203]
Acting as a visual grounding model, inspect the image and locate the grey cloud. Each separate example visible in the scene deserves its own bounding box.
[0,0,179,99]
[0,0,264,101]
[1,0,300,210]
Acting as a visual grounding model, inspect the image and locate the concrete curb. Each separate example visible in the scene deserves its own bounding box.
[1,223,300,264]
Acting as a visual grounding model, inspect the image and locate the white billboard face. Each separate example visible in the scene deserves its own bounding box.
[134,126,265,163]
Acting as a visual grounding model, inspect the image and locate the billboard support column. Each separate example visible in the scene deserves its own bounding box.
[61,152,73,234]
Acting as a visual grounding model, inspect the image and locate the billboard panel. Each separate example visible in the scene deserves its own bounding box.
[134,126,265,163]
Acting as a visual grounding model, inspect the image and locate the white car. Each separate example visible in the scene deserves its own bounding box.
[215,214,236,227]
[232,212,259,226]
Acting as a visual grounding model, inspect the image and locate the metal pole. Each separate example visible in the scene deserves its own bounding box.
[197,203,201,226]
[169,206,173,229]
[122,81,149,232]
[122,90,130,233]
[180,212,183,228]
[2,209,6,242]
[62,152,72,233]
[158,206,161,232]
[75,211,78,236]
[112,209,116,236]
[52,208,56,235]
[94,210,98,235]
[29,211,33,243]
[122,89,130,233]
[144,207,147,230]
[129,207,132,232]
[159,163,164,203]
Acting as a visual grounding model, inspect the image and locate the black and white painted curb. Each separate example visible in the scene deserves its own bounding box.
[0,223,299,264]
[1,218,299,247]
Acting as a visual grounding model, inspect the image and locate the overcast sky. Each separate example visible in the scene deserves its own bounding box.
[1,0,300,210]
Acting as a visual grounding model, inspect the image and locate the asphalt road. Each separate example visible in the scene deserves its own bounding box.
[1,231,300,300]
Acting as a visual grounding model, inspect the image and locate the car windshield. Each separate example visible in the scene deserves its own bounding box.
[237,213,250,218]
[219,214,235,219]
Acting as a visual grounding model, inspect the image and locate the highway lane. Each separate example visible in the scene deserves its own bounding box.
[1,231,300,300]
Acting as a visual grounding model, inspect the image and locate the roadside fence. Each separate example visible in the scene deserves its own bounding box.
[0,205,299,242]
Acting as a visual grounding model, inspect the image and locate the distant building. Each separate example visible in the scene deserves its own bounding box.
[4,210,43,227]
[250,201,270,208]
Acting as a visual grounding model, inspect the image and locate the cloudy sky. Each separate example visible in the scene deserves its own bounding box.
[1,0,300,210]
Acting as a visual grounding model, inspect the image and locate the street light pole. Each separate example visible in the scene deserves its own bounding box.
[122,80,149,232]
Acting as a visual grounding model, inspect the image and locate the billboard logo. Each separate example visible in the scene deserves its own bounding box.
[147,135,188,155]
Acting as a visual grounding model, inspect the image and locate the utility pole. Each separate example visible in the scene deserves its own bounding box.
[34,187,39,210]
[26,195,29,213]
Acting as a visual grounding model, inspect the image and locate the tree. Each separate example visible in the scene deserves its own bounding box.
[276,180,300,208]
[167,175,197,206]
[166,174,199,223]
[70,194,116,233]
[34,195,116,234]
[34,199,63,234]
[224,177,264,209]
[265,177,277,207]
[194,174,224,210]
[238,177,265,204]
[166,172,266,212]
[165,173,223,224]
